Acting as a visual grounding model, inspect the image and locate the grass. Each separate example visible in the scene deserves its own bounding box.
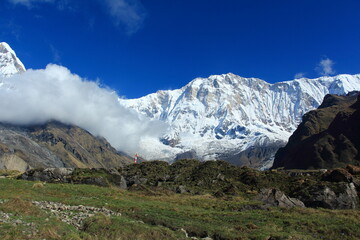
[0,178,359,239]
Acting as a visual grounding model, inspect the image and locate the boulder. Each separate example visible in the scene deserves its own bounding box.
[295,183,358,209]
[176,185,187,194]
[126,175,148,186]
[255,189,305,208]
[118,176,127,190]
[346,164,360,175]
[81,177,109,187]
[322,168,353,183]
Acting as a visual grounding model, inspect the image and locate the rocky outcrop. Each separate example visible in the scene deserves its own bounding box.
[19,168,127,188]
[273,93,360,169]
[322,168,353,183]
[347,164,360,175]
[293,183,358,209]
[20,168,74,182]
[0,121,132,171]
[255,189,305,208]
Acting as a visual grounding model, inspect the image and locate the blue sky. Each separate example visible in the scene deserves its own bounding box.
[1,0,360,98]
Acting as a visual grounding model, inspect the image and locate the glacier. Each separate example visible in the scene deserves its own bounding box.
[121,73,360,168]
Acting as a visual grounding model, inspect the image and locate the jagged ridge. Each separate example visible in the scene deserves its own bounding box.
[121,73,360,168]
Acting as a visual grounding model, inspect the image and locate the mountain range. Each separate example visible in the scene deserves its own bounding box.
[121,73,360,168]
[1,42,360,169]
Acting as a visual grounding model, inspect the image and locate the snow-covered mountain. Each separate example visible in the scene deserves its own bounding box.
[121,73,360,169]
[0,42,25,78]
[2,42,360,169]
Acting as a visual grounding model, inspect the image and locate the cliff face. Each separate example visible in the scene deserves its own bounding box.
[0,121,133,171]
[272,93,360,169]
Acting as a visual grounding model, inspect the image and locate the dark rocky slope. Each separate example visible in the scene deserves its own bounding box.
[272,92,360,169]
[0,121,132,171]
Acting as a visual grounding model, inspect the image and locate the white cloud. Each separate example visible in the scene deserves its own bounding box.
[103,0,146,34]
[294,72,306,79]
[316,58,336,76]
[0,64,168,156]
[8,0,54,7]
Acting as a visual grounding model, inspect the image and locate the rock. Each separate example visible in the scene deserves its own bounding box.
[216,173,225,181]
[213,191,225,198]
[107,168,121,175]
[295,183,358,209]
[32,182,45,188]
[19,168,74,182]
[222,184,238,196]
[346,164,360,175]
[53,168,74,178]
[255,189,305,208]
[82,177,109,187]
[176,185,187,194]
[118,176,127,189]
[353,178,360,192]
[127,175,148,186]
[322,168,353,183]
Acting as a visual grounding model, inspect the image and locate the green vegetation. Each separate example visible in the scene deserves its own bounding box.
[0,177,359,240]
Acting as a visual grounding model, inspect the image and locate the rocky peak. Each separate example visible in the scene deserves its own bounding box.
[0,42,26,78]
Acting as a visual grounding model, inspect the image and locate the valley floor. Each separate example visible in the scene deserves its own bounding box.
[0,177,359,240]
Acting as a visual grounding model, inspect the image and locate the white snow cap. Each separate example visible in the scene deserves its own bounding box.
[0,42,26,78]
[121,72,360,166]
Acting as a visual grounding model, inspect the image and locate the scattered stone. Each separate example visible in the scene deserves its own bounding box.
[32,200,122,229]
